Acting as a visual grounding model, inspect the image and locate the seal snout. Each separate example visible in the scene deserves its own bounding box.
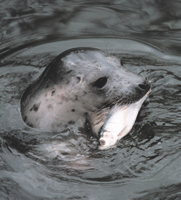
[137,77,151,94]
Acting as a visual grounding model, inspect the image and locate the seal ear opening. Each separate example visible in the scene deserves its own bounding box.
[76,75,83,84]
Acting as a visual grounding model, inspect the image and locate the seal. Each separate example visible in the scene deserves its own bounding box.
[21,47,151,149]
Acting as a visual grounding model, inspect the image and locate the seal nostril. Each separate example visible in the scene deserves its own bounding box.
[138,83,147,91]
[138,78,151,92]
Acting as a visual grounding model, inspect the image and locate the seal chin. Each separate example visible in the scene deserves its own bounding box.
[98,89,151,150]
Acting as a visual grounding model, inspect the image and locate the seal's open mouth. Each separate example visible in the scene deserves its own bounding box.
[98,89,151,150]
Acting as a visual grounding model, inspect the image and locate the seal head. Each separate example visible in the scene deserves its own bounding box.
[21,48,151,149]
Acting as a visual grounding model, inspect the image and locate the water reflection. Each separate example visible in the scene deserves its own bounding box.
[1,0,181,56]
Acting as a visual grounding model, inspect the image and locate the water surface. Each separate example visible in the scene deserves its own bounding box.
[0,1,180,200]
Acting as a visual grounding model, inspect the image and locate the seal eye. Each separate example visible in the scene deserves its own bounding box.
[99,139,106,146]
[92,77,107,89]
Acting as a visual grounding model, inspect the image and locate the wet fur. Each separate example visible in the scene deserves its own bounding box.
[21,48,150,134]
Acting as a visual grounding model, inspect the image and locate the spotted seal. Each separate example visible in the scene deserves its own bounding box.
[21,47,151,149]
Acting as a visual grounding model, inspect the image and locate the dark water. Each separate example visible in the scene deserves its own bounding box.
[0,1,181,200]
